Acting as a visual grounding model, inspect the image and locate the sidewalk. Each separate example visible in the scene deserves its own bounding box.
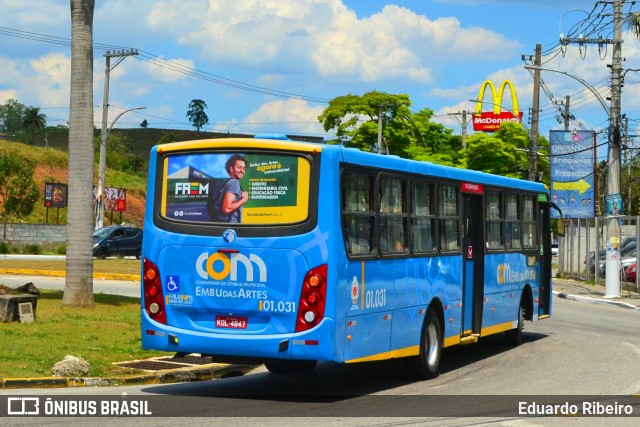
[553,277,640,311]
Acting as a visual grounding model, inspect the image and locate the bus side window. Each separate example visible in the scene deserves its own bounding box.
[438,184,459,252]
[379,176,407,255]
[505,193,521,250]
[522,196,537,248]
[411,181,435,253]
[342,173,375,256]
[485,191,503,250]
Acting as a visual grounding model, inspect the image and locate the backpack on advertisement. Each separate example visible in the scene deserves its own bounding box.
[206,178,230,221]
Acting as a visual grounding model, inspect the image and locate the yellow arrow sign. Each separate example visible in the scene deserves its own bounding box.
[552,179,591,195]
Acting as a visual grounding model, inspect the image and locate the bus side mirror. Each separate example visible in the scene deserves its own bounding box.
[557,219,566,237]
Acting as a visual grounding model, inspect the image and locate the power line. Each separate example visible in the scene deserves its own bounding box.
[0,25,331,104]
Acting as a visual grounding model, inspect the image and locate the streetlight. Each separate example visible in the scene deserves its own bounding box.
[525,64,620,298]
[524,66,610,118]
[95,106,146,230]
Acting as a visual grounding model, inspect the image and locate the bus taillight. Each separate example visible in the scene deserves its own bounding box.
[296,264,327,332]
[143,258,166,325]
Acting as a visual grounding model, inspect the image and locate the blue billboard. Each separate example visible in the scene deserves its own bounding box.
[549,130,595,219]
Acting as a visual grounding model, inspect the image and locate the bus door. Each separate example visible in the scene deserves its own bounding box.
[462,187,485,336]
[538,200,553,316]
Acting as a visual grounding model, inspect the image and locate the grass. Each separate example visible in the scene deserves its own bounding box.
[0,290,165,379]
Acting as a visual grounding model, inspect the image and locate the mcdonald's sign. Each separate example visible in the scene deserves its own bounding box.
[472,80,523,132]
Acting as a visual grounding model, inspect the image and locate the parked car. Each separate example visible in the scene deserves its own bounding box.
[93,225,142,259]
[625,263,637,283]
[589,239,637,274]
[597,249,637,277]
[551,243,559,256]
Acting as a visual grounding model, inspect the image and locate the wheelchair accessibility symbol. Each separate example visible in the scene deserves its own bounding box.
[165,275,180,293]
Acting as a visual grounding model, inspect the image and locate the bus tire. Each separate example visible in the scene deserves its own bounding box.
[505,300,525,346]
[405,308,442,380]
[265,359,317,375]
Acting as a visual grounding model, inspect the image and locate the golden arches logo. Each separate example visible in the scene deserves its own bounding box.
[473,80,523,132]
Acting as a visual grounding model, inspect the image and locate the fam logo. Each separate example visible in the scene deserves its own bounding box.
[472,80,524,132]
[174,181,209,196]
[497,263,536,285]
[196,252,267,282]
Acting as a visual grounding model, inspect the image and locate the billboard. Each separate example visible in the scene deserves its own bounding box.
[161,152,309,225]
[549,130,595,218]
[94,186,127,212]
[472,80,524,132]
[43,182,67,208]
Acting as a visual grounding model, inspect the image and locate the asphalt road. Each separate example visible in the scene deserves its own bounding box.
[0,274,140,298]
[1,296,639,425]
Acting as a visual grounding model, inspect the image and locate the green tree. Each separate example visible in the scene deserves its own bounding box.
[186,99,209,131]
[319,91,462,163]
[93,131,145,175]
[462,122,550,181]
[22,106,47,144]
[0,153,40,241]
[318,91,411,155]
[0,99,26,134]
[402,108,462,166]
[65,0,96,308]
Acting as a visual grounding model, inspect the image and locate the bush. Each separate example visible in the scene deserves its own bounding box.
[0,241,12,254]
[54,243,66,255]
[23,244,43,255]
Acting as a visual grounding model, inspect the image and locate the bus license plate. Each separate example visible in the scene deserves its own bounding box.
[215,315,247,329]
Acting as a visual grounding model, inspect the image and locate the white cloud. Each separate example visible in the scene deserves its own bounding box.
[0,90,18,104]
[0,53,70,109]
[218,98,326,135]
[0,0,67,28]
[139,56,196,84]
[145,0,517,84]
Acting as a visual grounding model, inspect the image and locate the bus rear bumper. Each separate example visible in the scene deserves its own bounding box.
[141,312,337,362]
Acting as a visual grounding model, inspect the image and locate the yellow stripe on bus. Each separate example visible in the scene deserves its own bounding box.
[345,346,420,363]
[156,138,323,153]
[345,322,518,362]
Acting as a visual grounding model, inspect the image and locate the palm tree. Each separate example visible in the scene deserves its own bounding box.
[22,107,47,144]
[63,0,95,308]
[626,12,640,36]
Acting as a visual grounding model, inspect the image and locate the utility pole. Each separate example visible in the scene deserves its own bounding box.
[377,104,383,154]
[604,0,623,297]
[558,0,623,297]
[96,49,138,230]
[447,110,469,148]
[528,44,542,182]
[563,96,571,131]
[555,95,572,131]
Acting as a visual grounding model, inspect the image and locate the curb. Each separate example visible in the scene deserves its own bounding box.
[553,291,640,311]
[0,268,140,282]
[0,364,256,389]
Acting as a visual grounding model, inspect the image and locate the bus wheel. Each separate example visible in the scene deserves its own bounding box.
[265,359,317,375]
[405,308,442,380]
[505,301,524,346]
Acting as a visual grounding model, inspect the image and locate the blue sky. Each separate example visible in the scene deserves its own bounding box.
[2,0,640,164]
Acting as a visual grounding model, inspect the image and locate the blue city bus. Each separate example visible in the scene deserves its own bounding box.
[141,137,554,378]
